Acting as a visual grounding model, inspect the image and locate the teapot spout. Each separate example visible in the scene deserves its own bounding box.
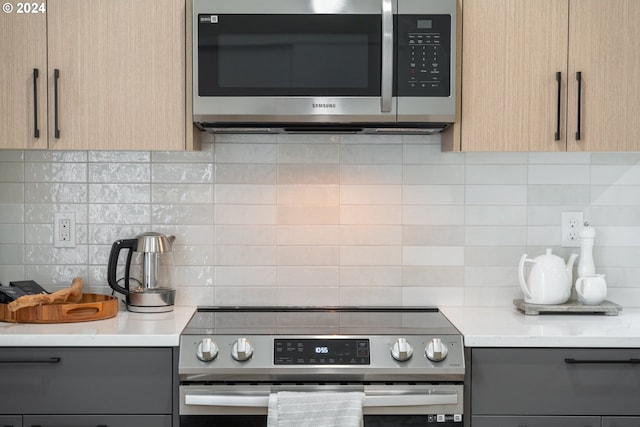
[566,253,579,284]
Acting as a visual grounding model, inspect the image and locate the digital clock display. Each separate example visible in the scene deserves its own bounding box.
[274,339,370,365]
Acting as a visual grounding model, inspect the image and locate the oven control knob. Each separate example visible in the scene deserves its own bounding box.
[231,338,254,362]
[196,338,219,362]
[391,338,414,362]
[426,338,448,362]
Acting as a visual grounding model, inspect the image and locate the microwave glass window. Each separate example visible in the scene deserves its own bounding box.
[198,14,381,97]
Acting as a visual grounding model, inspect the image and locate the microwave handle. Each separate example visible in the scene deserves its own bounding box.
[381,0,393,113]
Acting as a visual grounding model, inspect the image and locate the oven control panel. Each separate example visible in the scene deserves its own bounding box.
[274,338,370,365]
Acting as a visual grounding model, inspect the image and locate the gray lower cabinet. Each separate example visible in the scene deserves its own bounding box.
[23,415,171,427]
[472,416,600,427]
[0,347,177,426]
[0,416,21,427]
[603,418,640,427]
[470,348,640,427]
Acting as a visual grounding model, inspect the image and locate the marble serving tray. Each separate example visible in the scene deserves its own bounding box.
[513,299,623,316]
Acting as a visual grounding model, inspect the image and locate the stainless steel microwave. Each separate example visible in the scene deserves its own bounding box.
[192,0,457,134]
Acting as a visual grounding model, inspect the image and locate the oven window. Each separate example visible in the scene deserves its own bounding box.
[197,14,381,97]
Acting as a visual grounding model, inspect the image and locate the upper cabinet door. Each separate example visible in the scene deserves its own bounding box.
[567,0,640,152]
[0,4,47,149]
[460,0,569,151]
[47,0,186,150]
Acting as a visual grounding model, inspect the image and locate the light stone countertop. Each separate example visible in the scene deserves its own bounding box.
[0,305,196,347]
[2,305,640,349]
[441,305,640,348]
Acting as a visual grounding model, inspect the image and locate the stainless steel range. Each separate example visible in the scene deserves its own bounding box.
[179,306,464,426]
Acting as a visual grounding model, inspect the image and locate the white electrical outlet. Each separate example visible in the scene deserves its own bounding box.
[54,212,76,248]
[561,211,583,247]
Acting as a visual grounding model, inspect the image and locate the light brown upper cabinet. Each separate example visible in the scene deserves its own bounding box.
[1,0,196,151]
[444,0,640,152]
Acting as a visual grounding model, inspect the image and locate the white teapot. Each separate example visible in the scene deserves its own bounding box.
[518,249,578,305]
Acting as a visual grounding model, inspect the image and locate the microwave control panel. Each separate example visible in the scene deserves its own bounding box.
[396,14,452,97]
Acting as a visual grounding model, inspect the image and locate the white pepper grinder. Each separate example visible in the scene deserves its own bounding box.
[577,222,596,278]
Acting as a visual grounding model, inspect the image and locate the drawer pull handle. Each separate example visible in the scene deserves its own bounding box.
[33,68,40,138]
[554,71,561,141]
[0,357,61,364]
[565,358,640,364]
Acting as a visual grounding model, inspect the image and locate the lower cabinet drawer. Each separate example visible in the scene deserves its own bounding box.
[23,415,172,427]
[471,348,640,415]
[0,415,22,427]
[603,417,640,427]
[0,347,173,415]
[472,416,600,427]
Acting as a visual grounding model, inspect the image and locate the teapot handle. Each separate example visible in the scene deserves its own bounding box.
[518,254,536,300]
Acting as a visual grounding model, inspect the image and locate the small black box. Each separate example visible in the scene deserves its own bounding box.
[0,286,28,304]
[10,280,49,295]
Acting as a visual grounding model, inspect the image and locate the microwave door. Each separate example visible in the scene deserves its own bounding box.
[193,0,397,125]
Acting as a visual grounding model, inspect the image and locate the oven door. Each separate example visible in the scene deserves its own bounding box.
[192,0,396,124]
[180,383,463,426]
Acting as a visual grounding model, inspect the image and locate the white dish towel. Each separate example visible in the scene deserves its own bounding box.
[267,391,365,427]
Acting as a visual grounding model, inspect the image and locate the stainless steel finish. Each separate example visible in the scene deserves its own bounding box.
[180,334,464,382]
[197,338,219,362]
[192,0,457,134]
[127,287,175,313]
[391,337,414,362]
[180,384,463,416]
[136,232,175,254]
[231,338,254,362]
[380,0,394,113]
[426,338,449,362]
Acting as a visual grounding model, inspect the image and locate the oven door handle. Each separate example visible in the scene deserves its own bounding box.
[184,392,458,408]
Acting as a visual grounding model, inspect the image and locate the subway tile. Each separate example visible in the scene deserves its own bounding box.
[528,152,590,164]
[276,286,339,306]
[464,266,518,287]
[528,184,590,205]
[591,152,640,165]
[278,143,340,164]
[89,183,150,204]
[278,164,340,185]
[341,225,401,246]
[401,226,464,246]
[89,163,149,183]
[216,184,276,204]
[403,185,464,205]
[0,183,24,203]
[216,266,277,287]
[402,246,464,266]
[216,287,277,306]
[403,141,464,165]
[0,162,24,182]
[592,185,640,206]
[340,144,403,164]
[402,286,465,307]
[277,246,339,266]
[89,203,150,225]
[25,162,87,183]
[216,164,277,184]
[278,267,339,287]
[0,245,23,264]
[466,206,527,226]
[278,225,339,246]
[528,164,590,185]
[403,206,464,226]
[466,152,528,164]
[216,205,277,225]
[215,143,277,163]
[340,164,402,184]
[340,266,402,287]
[216,245,277,266]
[0,203,23,222]
[465,185,527,205]
[403,164,465,184]
[279,184,339,205]
[402,266,464,286]
[466,164,527,185]
[342,205,402,225]
[465,246,526,267]
[25,183,87,203]
[152,204,215,225]
[154,183,214,204]
[340,246,402,266]
[216,225,277,246]
[467,226,527,246]
[27,151,87,163]
[152,163,214,184]
[340,286,402,306]
[278,205,339,225]
[341,185,401,205]
[89,151,149,163]
[0,150,25,162]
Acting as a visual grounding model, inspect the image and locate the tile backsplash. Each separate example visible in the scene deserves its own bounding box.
[1,133,640,307]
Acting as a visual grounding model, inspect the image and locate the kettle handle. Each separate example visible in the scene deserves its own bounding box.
[107,239,138,296]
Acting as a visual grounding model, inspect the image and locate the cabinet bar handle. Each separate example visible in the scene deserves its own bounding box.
[565,358,640,364]
[33,68,40,138]
[575,71,582,140]
[555,72,561,141]
[0,357,61,364]
[380,0,393,113]
[54,68,60,139]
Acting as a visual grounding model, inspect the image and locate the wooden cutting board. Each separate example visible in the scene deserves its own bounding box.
[0,293,118,323]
